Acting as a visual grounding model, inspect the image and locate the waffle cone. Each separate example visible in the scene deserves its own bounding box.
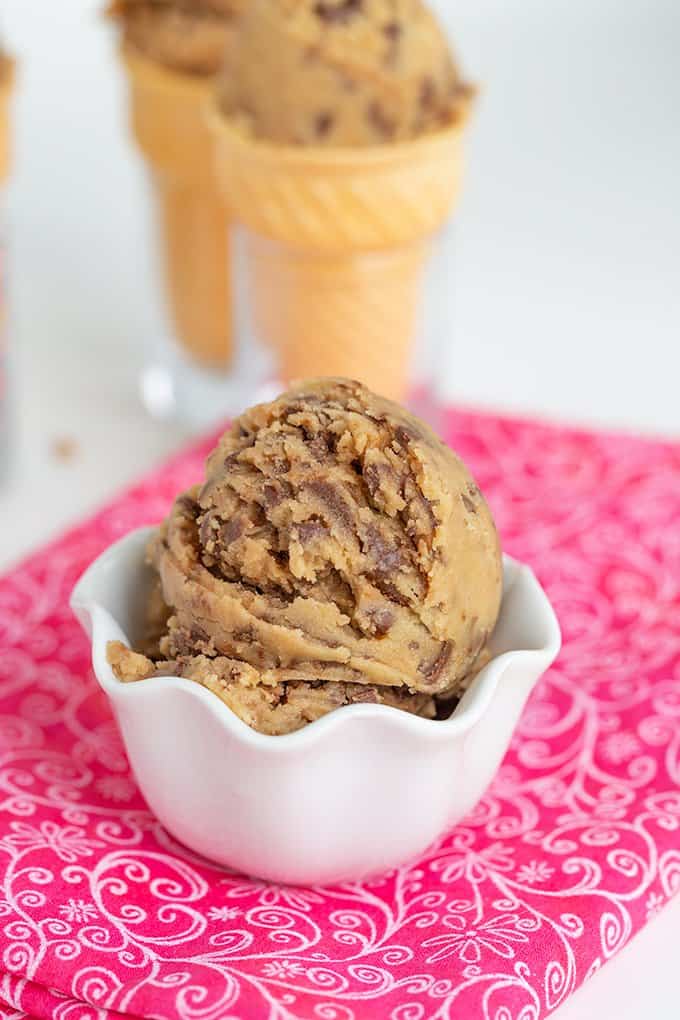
[211,113,468,400]
[0,60,15,182]
[123,48,233,370]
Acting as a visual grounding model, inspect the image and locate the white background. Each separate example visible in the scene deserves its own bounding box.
[0,1,679,1015]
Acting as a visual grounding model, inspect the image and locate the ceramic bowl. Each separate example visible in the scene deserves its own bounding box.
[71,527,561,885]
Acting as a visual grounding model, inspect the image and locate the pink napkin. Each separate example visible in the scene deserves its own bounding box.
[1,409,679,1020]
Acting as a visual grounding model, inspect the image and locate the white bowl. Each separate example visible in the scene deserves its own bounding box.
[71,528,561,886]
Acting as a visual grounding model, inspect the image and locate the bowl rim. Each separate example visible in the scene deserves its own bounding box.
[71,527,562,754]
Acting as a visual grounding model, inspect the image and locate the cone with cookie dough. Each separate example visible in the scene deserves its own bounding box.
[0,53,14,183]
[209,0,474,402]
[108,379,502,735]
[110,0,243,370]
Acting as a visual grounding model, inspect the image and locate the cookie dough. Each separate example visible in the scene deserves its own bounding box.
[110,0,246,74]
[217,0,473,145]
[108,379,502,734]
[108,640,436,735]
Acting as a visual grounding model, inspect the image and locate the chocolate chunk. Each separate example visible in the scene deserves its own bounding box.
[420,76,437,111]
[307,480,355,531]
[263,484,283,509]
[351,687,380,704]
[199,512,218,550]
[419,641,454,687]
[169,625,210,658]
[364,461,400,502]
[383,20,401,64]
[461,493,477,514]
[221,517,246,546]
[367,101,396,140]
[366,607,395,637]
[314,111,335,138]
[368,575,411,607]
[336,70,356,92]
[176,494,199,518]
[190,625,209,646]
[314,0,362,24]
[152,662,181,679]
[296,519,329,545]
[308,435,331,460]
[364,464,381,498]
[270,457,291,476]
[403,490,437,542]
[362,524,404,575]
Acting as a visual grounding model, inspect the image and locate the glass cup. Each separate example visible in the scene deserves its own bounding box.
[0,57,13,479]
[121,48,275,429]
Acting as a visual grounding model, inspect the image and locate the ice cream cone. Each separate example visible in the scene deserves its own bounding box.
[122,47,232,371]
[0,59,15,183]
[210,111,469,401]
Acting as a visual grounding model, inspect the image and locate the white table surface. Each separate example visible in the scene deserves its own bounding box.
[0,1,679,1016]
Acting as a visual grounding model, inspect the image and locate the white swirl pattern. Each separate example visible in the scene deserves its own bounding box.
[0,414,679,1020]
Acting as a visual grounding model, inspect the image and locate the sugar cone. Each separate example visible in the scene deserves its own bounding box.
[122,48,233,370]
[0,60,15,183]
[211,111,469,401]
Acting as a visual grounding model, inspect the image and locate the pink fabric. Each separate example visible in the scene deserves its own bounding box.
[1,410,680,1020]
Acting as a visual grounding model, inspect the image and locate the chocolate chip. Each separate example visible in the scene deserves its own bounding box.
[296,519,329,545]
[308,435,331,460]
[307,480,355,531]
[351,686,380,704]
[222,517,246,546]
[461,493,477,514]
[362,524,404,575]
[314,0,362,24]
[190,625,209,645]
[176,494,199,518]
[366,607,395,637]
[199,511,217,550]
[368,576,411,607]
[314,111,335,138]
[395,424,421,446]
[367,101,396,139]
[383,20,401,64]
[420,76,437,111]
[419,641,454,687]
[263,484,283,509]
[364,461,399,501]
[364,464,381,497]
[270,457,291,476]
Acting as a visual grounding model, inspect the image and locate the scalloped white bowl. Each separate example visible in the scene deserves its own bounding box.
[71,527,560,885]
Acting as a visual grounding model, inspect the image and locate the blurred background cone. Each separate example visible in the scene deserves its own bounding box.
[0,58,14,182]
[122,47,232,371]
[211,115,469,403]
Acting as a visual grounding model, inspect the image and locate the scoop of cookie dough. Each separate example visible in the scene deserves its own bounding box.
[152,376,498,683]
[110,0,246,74]
[217,0,472,145]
